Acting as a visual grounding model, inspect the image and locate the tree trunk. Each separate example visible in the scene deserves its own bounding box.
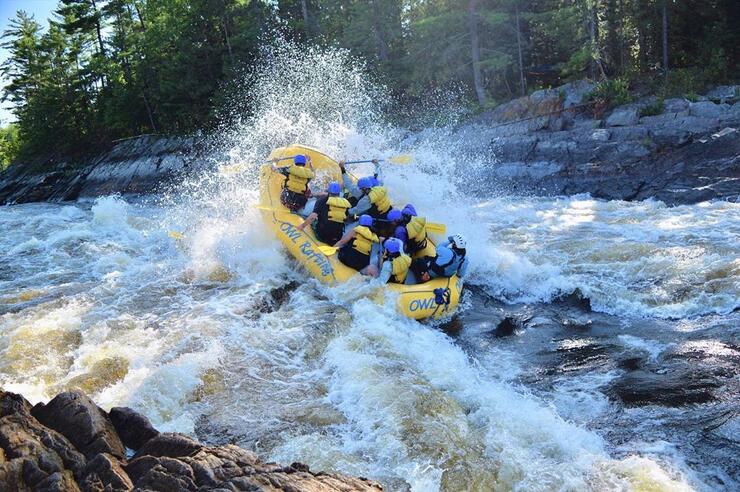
[662,0,669,77]
[468,0,486,105]
[588,3,598,80]
[370,0,389,61]
[514,1,526,96]
[89,0,106,57]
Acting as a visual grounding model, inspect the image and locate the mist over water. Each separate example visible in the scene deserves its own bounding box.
[1,42,738,491]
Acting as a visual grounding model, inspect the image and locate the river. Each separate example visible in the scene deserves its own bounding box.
[0,43,738,491]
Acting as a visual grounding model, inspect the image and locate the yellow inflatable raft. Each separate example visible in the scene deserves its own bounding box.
[259,144,461,320]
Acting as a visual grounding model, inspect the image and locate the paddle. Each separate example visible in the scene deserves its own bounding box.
[343,154,413,166]
[168,231,185,240]
[372,217,446,235]
[219,156,302,175]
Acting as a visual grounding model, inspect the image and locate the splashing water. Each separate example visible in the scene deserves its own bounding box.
[2,41,738,491]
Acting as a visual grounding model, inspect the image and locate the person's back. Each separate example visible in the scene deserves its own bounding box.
[335,215,380,274]
[277,155,314,212]
[428,234,469,279]
[399,204,428,254]
[315,194,351,244]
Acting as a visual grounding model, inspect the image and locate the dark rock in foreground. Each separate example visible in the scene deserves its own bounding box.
[0,389,382,492]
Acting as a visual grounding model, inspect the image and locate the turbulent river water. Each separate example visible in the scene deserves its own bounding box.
[1,44,738,491]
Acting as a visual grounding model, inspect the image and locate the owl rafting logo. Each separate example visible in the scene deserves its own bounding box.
[279,221,333,277]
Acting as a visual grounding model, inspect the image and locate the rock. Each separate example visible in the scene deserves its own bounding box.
[1,390,382,492]
[493,317,520,337]
[591,129,610,142]
[559,80,596,108]
[81,453,133,492]
[108,406,159,451]
[611,368,720,406]
[705,85,739,104]
[31,391,126,460]
[689,101,729,119]
[663,98,690,113]
[606,106,639,126]
[133,433,202,459]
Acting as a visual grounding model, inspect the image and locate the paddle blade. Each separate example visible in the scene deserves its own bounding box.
[388,154,413,165]
[425,222,446,234]
[168,231,185,240]
[318,245,338,256]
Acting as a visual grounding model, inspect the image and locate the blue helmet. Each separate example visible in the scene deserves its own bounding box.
[387,209,402,222]
[385,239,401,254]
[402,204,417,217]
[357,177,373,189]
[359,214,373,227]
[294,154,307,166]
[370,176,380,187]
[327,182,341,195]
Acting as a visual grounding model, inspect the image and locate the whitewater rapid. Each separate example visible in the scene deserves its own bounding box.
[1,42,738,491]
[2,192,737,490]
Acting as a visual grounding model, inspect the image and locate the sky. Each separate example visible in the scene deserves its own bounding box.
[1,0,59,125]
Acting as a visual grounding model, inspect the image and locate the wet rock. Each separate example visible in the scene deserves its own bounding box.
[611,368,720,406]
[31,391,125,460]
[493,317,522,337]
[617,356,644,371]
[133,432,202,459]
[109,406,159,451]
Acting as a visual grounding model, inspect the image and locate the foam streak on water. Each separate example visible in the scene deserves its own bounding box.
[2,42,737,491]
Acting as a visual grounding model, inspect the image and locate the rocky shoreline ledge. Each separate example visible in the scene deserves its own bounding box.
[0,390,382,491]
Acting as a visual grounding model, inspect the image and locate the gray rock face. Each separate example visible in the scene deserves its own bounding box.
[468,83,740,205]
[606,106,639,127]
[0,390,383,492]
[0,136,202,205]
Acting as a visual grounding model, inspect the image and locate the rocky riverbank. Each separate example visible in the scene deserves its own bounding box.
[462,82,740,205]
[1,82,738,206]
[0,390,382,491]
[0,136,202,205]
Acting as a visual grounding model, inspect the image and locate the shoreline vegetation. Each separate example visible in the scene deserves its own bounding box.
[1,0,738,167]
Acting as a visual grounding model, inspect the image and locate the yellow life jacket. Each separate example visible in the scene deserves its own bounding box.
[389,253,412,283]
[367,186,392,214]
[406,216,427,243]
[284,165,314,194]
[351,226,379,255]
[326,196,351,223]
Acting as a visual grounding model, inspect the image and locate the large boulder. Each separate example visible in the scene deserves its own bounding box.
[31,391,125,460]
[108,406,159,451]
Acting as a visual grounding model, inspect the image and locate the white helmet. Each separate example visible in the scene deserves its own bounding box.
[450,234,467,249]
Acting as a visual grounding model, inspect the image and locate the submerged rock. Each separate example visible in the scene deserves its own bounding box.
[0,390,383,491]
[610,368,720,406]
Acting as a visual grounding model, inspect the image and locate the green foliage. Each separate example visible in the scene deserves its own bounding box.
[0,124,21,169]
[588,78,633,107]
[0,0,737,161]
[640,100,665,117]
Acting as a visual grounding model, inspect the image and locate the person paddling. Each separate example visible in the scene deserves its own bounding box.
[274,154,314,213]
[297,182,351,245]
[378,238,412,284]
[398,204,428,254]
[413,234,469,282]
[333,214,381,276]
